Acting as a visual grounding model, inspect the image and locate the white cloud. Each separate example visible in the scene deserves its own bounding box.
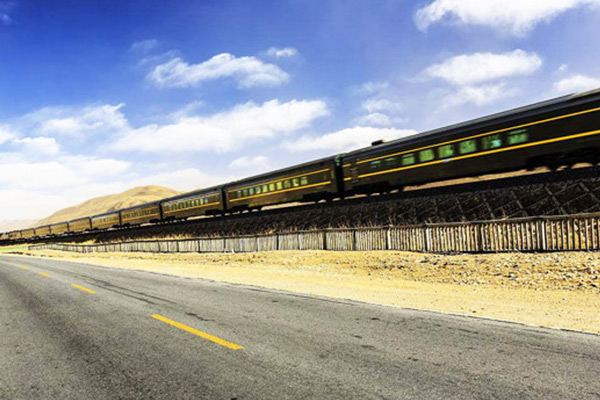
[415,0,600,36]
[0,189,67,220]
[361,98,402,113]
[0,125,16,144]
[266,47,298,58]
[60,156,131,179]
[441,83,516,108]
[128,168,230,191]
[23,103,129,138]
[554,74,600,94]
[356,81,389,95]
[0,161,85,189]
[355,113,393,127]
[112,99,329,154]
[0,155,131,191]
[148,53,289,88]
[229,156,269,169]
[425,50,542,86]
[13,137,60,155]
[131,39,158,53]
[283,127,417,153]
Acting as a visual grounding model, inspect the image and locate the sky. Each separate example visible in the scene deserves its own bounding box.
[1,0,600,222]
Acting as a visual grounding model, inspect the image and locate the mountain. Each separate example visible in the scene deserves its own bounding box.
[0,219,38,232]
[36,185,182,226]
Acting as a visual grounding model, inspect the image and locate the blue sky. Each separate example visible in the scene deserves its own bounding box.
[1,0,600,222]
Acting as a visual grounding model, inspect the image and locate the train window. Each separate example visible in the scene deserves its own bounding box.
[370,160,382,170]
[459,139,477,154]
[261,184,268,193]
[255,186,261,194]
[284,180,291,189]
[384,157,398,167]
[237,190,242,198]
[276,181,283,190]
[507,129,528,145]
[300,176,308,185]
[269,183,276,191]
[402,154,415,166]
[482,134,502,150]
[419,149,435,162]
[243,189,248,197]
[249,188,254,195]
[438,144,454,159]
[292,178,300,187]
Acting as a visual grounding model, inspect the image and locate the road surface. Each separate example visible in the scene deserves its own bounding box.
[1,255,599,399]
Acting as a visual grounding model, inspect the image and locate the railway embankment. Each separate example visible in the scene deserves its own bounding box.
[11,248,600,334]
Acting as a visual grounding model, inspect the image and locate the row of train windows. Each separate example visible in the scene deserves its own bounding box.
[368,129,529,170]
[96,216,116,223]
[127,209,155,218]
[165,197,212,211]
[235,176,310,199]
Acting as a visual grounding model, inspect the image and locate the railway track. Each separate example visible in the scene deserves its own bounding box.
[15,165,600,246]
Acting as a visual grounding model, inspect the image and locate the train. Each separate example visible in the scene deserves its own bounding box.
[3,89,600,242]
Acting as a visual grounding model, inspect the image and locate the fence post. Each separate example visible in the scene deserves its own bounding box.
[386,227,391,251]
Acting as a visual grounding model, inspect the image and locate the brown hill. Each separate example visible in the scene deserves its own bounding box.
[37,185,182,226]
[0,219,38,232]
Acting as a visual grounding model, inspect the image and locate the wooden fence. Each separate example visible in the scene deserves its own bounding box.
[29,213,600,254]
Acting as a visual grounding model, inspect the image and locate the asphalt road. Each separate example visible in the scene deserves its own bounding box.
[1,255,599,400]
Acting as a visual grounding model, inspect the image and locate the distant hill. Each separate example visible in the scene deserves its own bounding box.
[36,185,182,226]
[0,219,38,232]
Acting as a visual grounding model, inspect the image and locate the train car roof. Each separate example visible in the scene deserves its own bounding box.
[67,216,92,223]
[344,88,600,159]
[50,221,68,226]
[91,210,121,219]
[160,185,223,203]
[224,155,338,188]
[116,200,162,213]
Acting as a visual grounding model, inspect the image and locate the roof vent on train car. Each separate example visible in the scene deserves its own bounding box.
[371,139,387,146]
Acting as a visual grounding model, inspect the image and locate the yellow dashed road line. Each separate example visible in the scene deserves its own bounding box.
[71,283,96,294]
[151,314,244,351]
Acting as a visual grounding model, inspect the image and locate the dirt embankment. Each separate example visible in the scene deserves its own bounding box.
[12,248,600,334]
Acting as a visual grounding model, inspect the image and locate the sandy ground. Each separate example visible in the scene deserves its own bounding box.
[9,248,600,334]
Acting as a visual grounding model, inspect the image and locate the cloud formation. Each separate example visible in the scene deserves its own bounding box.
[13,137,61,156]
[554,74,600,94]
[130,39,158,53]
[229,155,270,170]
[283,127,416,153]
[440,83,516,108]
[21,103,129,138]
[415,0,600,35]
[266,47,298,58]
[148,53,290,88]
[425,50,542,86]
[112,99,329,153]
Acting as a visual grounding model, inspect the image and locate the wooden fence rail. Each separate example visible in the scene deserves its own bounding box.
[29,213,600,254]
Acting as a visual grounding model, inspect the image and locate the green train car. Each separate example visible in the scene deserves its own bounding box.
[50,222,69,236]
[161,187,224,221]
[91,211,121,230]
[120,202,162,226]
[343,91,600,195]
[224,156,341,212]
[69,217,92,233]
